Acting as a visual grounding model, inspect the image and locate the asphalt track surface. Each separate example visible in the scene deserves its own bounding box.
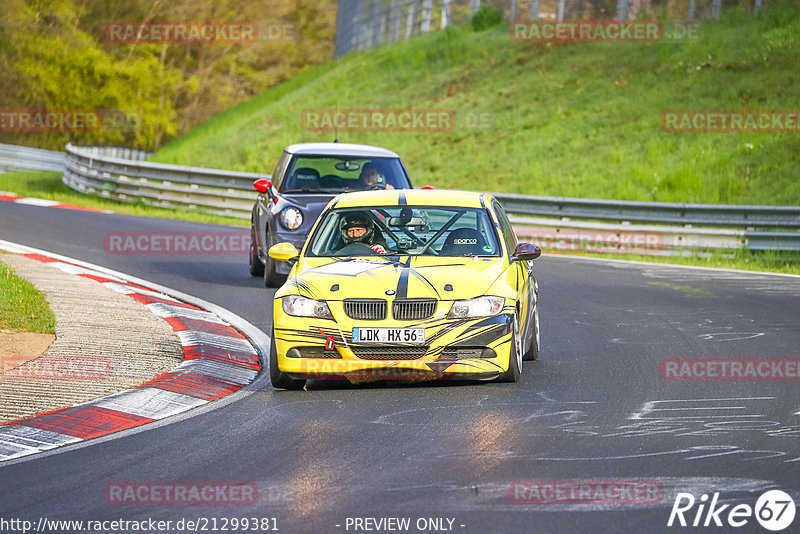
[1,201,799,534]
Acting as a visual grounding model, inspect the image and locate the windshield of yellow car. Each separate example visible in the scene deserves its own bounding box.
[306,206,502,257]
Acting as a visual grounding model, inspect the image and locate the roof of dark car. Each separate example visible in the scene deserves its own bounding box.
[284,142,400,158]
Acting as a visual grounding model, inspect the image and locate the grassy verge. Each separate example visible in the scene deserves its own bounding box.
[549,248,800,275]
[0,170,246,227]
[0,262,56,334]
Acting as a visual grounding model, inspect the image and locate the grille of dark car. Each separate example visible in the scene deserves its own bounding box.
[351,347,429,360]
[392,299,437,320]
[343,299,387,320]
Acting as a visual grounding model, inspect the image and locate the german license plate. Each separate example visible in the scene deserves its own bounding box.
[352,327,425,344]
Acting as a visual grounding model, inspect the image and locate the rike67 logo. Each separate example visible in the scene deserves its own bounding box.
[668,490,796,531]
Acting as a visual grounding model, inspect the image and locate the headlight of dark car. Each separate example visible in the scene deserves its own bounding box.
[279,207,303,230]
[282,295,333,319]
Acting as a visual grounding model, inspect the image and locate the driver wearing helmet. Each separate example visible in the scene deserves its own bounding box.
[339,211,388,254]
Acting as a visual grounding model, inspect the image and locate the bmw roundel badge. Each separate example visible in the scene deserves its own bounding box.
[385,289,396,296]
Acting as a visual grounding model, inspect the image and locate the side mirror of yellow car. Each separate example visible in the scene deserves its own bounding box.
[268,242,300,263]
[510,242,542,262]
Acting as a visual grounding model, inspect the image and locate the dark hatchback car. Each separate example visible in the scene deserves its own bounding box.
[249,142,413,286]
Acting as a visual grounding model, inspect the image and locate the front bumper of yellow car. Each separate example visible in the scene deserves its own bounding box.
[272,299,516,383]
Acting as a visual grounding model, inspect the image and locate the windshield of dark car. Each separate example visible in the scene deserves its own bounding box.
[306,206,502,257]
[280,155,411,193]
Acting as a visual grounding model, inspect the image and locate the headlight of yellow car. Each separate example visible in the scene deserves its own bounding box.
[282,295,333,319]
[447,296,505,318]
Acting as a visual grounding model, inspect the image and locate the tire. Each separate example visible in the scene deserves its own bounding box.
[497,312,522,382]
[249,224,264,276]
[263,231,284,288]
[522,305,540,361]
[270,329,305,390]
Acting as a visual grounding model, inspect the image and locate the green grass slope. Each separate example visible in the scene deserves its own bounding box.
[152,2,800,205]
[1,262,56,334]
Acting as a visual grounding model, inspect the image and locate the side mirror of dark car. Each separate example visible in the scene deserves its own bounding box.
[268,242,300,264]
[511,242,541,262]
[253,179,272,194]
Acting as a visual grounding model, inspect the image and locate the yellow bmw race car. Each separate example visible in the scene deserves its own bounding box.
[267,189,542,389]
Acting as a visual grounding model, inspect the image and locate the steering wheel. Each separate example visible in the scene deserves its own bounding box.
[366,184,385,191]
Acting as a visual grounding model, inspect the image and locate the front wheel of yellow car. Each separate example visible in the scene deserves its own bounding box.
[497,313,522,382]
[523,305,540,361]
[270,329,305,390]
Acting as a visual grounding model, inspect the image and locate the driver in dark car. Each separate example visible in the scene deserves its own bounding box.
[339,212,389,254]
[357,162,395,190]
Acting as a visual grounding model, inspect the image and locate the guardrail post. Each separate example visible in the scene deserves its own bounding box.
[712,0,722,19]
[421,0,433,33]
[377,2,387,45]
[441,0,450,28]
[354,0,366,51]
[405,2,417,39]
[469,0,480,16]
[530,0,540,20]
[616,0,629,20]
[390,0,400,42]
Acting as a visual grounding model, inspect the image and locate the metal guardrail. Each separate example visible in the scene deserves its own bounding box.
[0,142,795,252]
[495,194,800,252]
[62,143,270,219]
[509,216,800,254]
[493,192,800,229]
[68,144,151,162]
[0,143,65,173]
